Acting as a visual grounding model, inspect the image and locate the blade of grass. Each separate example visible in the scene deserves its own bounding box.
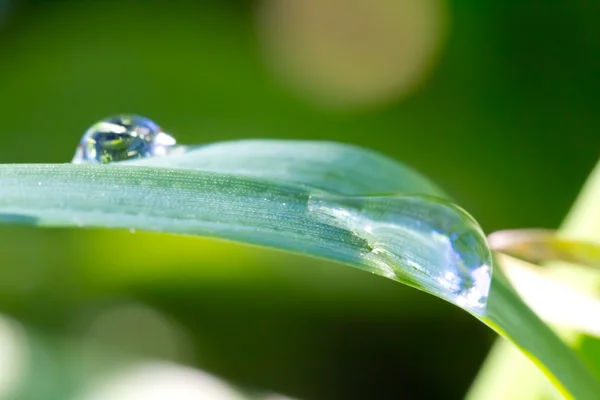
[468,161,600,400]
[0,140,598,399]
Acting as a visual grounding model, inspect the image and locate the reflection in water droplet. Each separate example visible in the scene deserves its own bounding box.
[308,193,492,315]
[72,115,177,164]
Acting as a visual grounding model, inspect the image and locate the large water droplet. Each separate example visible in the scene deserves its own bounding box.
[72,115,177,164]
[308,193,492,315]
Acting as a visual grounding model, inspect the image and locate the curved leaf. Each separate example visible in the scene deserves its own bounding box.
[0,140,598,398]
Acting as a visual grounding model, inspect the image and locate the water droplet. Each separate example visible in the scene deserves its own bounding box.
[308,193,492,315]
[72,115,177,164]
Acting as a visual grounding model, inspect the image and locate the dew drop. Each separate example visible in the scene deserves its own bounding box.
[308,193,493,315]
[72,115,177,164]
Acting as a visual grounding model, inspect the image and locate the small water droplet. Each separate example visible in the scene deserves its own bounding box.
[308,193,493,315]
[72,115,177,164]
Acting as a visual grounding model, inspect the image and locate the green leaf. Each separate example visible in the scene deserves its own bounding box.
[469,161,600,399]
[0,140,598,398]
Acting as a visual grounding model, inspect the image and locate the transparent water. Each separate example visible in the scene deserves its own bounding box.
[72,115,177,164]
[308,193,492,315]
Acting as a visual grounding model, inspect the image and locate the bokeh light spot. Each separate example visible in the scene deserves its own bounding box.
[76,362,249,400]
[0,315,28,399]
[74,301,192,362]
[257,0,448,109]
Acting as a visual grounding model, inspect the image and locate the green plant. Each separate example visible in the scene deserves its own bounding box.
[0,140,598,399]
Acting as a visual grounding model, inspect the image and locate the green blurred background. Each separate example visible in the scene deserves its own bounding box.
[0,0,599,399]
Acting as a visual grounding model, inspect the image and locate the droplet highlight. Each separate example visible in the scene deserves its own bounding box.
[72,115,177,164]
[308,193,492,315]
